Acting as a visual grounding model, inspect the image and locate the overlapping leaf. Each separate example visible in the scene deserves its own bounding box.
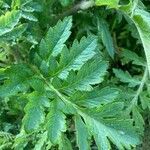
[0,15,141,150]
[81,102,140,150]
[61,58,108,91]
[57,36,97,79]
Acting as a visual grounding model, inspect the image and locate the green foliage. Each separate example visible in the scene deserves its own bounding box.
[0,10,21,36]
[0,0,150,149]
[119,0,150,76]
[98,18,115,58]
[113,69,141,87]
[95,0,119,8]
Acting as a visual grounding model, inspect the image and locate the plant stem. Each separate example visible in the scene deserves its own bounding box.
[30,65,79,110]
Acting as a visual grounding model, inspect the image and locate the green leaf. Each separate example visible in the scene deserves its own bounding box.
[98,18,115,58]
[140,93,150,110]
[113,68,141,87]
[64,58,108,91]
[132,8,150,75]
[23,92,49,132]
[21,11,38,21]
[59,0,73,7]
[121,48,146,66]
[34,132,47,150]
[59,134,73,150]
[81,103,140,150]
[13,133,28,150]
[0,10,21,36]
[46,101,66,144]
[0,64,33,97]
[0,23,28,41]
[95,0,119,8]
[11,0,32,8]
[71,87,119,108]
[132,106,144,134]
[39,17,72,59]
[75,115,90,150]
[57,35,97,79]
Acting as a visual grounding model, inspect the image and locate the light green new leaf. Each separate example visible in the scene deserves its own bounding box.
[46,101,66,144]
[0,10,21,36]
[39,17,72,60]
[23,92,49,132]
[58,36,97,79]
[95,0,119,8]
[75,115,90,150]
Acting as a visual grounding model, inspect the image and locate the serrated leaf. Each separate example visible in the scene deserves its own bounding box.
[121,48,146,66]
[23,92,49,132]
[0,10,21,36]
[132,106,144,134]
[0,64,33,97]
[98,18,115,58]
[64,58,108,91]
[0,23,27,40]
[47,16,72,57]
[46,101,66,144]
[81,103,140,150]
[113,68,141,87]
[93,102,124,117]
[140,93,150,110]
[39,17,72,59]
[21,11,38,21]
[75,115,90,150]
[57,35,97,79]
[71,87,119,108]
